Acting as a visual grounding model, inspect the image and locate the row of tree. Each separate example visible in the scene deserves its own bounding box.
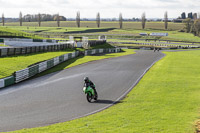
[1,12,169,30]
[71,11,168,30]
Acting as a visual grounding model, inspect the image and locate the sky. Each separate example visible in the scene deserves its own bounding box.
[0,0,199,18]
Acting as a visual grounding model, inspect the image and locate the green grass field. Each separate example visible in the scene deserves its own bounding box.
[1,21,184,30]
[107,29,200,42]
[0,49,74,79]
[3,23,200,43]
[7,50,200,133]
[5,26,111,33]
[0,26,44,39]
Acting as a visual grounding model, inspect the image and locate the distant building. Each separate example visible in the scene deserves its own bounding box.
[188,12,193,19]
[181,12,186,19]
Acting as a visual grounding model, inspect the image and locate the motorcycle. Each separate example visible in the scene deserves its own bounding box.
[83,85,98,102]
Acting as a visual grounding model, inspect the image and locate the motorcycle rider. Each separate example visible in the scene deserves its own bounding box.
[84,77,97,95]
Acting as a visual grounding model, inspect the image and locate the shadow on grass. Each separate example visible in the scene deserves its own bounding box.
[64,28,116,34]
[93,99,123,104]
[90,43,114,49]
[34,30,49,33]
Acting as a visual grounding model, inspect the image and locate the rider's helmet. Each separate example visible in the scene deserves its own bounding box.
[84,77,89,82]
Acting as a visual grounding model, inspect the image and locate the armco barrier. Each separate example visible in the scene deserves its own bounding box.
[0,48,121,89]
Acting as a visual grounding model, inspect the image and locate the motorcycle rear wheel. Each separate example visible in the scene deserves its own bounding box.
[94,92,98,100]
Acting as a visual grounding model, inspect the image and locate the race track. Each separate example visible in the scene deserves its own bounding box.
[0,50,164,132]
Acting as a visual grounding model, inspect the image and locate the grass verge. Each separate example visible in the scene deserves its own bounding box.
[8,50,200,133]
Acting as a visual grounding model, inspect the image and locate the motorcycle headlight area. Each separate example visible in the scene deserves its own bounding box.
[83,87,86,92]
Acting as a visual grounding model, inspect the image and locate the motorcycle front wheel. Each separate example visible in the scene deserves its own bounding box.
[86,93,92,102]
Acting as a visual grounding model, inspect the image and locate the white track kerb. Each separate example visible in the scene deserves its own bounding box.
[0,48,121,89]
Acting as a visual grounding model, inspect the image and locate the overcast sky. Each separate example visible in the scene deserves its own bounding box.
[0,0,199,18]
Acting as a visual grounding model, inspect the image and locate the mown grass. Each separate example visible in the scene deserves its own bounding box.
[0,26,44,39]
[8,50,200,133]
[90,43,114,49]
[6,26,110,33]
[0,49,74,79]
[2,21,184,30]
[6,25,200,43]
[107,29,200,42]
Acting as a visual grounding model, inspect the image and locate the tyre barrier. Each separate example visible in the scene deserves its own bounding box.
[0,44,72,57]
[85,48,121,56]
[1,38,57,43]
[0,48,121,89]
[0,76,15,89]
[14,51,79,83]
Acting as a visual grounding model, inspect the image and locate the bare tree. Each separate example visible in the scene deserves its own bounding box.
[57,13,60,27]
[141,12,146,29]
[119,13,123,29]
[164,11,168,30]
[38,13,41,27]
[76,11,80,28]
[96,12,100,28]
[2,13,5,26]
[19,12,23,26]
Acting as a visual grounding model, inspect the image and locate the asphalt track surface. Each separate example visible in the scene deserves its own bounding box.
[0,50,164,132]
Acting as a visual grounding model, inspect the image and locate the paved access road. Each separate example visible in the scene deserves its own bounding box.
[0,50,164,132]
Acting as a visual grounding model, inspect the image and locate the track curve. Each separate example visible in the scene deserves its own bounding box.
[0,50,164,132]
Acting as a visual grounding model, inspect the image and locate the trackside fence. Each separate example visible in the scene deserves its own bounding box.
[109,42,200,49]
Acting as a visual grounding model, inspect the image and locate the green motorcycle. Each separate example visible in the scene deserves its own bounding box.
[83,85,98,102]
